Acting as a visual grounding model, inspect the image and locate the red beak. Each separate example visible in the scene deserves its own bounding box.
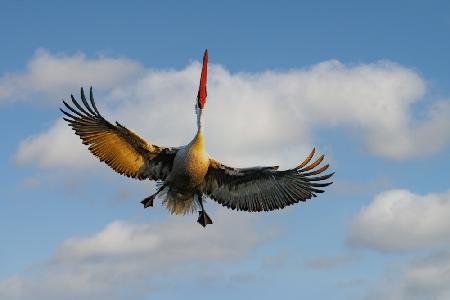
[197,49,208,109]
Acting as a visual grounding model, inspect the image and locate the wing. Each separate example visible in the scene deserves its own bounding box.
[201,148,334,211]
[60,87,176,180]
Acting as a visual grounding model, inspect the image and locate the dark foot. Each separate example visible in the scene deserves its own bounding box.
[197,211,213,227]
[140,184,167,209]
[140,195,155,208]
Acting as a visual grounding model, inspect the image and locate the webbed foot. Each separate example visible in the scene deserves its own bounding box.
[140,195,156,208]
[140,184,167,209]
[197,211,213,227]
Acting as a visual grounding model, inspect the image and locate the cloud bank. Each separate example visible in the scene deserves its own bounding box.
[0,49,143,102]
[348,189,450,251]
[0,211,279,300]
[367,252,450,300]
[6,50,450,168]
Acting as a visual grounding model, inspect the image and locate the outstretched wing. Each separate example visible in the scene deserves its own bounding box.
[201,148,334,211]
[61,87,176,180]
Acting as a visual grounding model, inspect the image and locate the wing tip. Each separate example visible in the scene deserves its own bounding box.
[297,148,316,169]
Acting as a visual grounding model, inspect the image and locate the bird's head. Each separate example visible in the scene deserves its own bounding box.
[196,49,208,111]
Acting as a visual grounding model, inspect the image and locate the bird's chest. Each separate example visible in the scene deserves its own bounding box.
[170,146,209,188]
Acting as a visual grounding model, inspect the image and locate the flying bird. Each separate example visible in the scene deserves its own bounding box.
[60,50,334,227]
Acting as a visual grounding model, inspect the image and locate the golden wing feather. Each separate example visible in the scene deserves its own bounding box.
[61,87,176,180]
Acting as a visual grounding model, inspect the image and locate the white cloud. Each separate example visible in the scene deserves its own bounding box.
[0,210,280,300]
[347,189,450,251]
[16,119,97,168]
[366,252,450,300]
[9,50,450,168]
[0,49,143,103]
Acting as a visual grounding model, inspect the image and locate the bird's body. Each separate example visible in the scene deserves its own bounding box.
[61,50,334,227]
[170,133,208,191]
[162,131,209,215]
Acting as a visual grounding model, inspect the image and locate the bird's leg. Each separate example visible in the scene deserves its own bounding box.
[140,184,166,208]
[196,193,213,227]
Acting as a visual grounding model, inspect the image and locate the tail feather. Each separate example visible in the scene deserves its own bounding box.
[159,188,199,215]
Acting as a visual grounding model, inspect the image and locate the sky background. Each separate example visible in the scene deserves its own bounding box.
[1,1,450,299]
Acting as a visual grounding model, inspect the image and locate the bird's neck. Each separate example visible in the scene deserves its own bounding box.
[191,130,205,151]
[196,108,204,133]
[190,108,205,150]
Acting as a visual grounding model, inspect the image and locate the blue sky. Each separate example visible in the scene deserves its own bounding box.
[1,1,450,299]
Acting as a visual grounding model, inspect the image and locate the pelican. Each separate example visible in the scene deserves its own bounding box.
[61,50,334,227]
